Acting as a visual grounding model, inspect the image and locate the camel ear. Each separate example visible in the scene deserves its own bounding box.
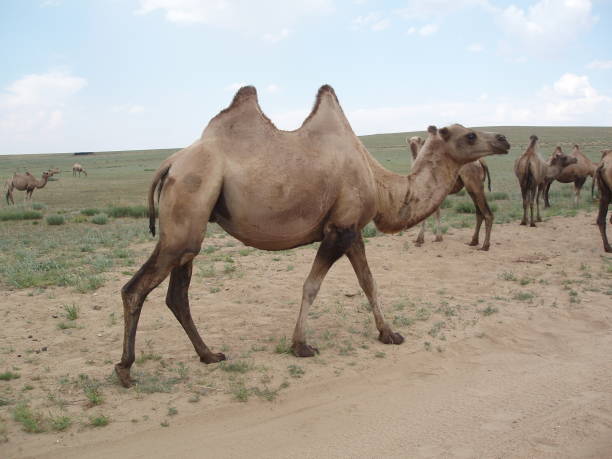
[439,127,450,141]
[427,125,437,135]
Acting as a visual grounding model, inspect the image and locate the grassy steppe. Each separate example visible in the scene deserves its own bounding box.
[0,126,610,292]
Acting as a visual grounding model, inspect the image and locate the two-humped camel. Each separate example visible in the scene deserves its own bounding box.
[514,136,577,227]
[72,163,87,176]
[595,150,612,252]
[408,136,494,250]
[115,85,510,387]
[5,171,51,205]
[542,144,598,208]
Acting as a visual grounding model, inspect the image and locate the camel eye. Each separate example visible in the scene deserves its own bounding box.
[466,133,477,141]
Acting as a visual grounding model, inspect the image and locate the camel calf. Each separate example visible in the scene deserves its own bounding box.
[543,144,598,208]
[514,136,577,227]
[595,150,612,252]
[408,136,494,250]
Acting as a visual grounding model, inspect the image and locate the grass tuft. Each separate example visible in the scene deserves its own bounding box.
[46,215,65,225]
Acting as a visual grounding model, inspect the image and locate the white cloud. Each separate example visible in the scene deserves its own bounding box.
[112,104,145,114]
[467,43,484,52]
[588,60,612,70]
[41,0,61,7]
[418,23,438,36]
[266,84,280,93]
[263,28,291,43]
[352,12,390,31]
[136,0,334,41]
[397,0,490,20]
[0,71,87,142]
[406,26,416,34]
[495,0,595,56]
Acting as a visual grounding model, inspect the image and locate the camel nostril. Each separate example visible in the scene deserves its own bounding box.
[496,134,507,142]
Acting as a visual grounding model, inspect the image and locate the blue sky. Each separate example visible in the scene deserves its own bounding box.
[1,0,611,154]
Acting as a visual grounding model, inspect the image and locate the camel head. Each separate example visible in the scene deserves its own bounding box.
[600,149,612,160]
[425,124,510,165]
[550,147,577,169]
[407,136,424,160]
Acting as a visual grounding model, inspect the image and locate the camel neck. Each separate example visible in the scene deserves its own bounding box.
[368,140,460,233]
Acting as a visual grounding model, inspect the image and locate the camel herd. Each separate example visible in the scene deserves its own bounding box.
[114,85,610,387]
[0,85,608,387]
[4,163,86,204]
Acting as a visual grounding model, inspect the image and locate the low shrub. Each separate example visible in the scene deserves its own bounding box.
[92,213,108,225]
[106,205,148,218]
[0,209,42,221]
[81,208,99,216]
[46,215,65,225]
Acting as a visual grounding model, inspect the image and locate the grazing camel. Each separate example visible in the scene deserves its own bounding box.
[514,136,577,227]
[542,144,598,208]
[72,163,87,177]
[595,150,612,252]
[115,85,510,388]
[5,171,51,205]
[408,136,494,250]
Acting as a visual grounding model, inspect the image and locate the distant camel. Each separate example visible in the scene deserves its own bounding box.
[595,150,612,252]
[408,136,494,250]
[5,171,51,205]
[47,167,61,177]
[114,85,511,388]
[514,136,577,227]
[72,163,87,177]
[542,144,598,208]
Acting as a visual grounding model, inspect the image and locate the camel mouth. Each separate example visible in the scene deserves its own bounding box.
[492,145,510,155]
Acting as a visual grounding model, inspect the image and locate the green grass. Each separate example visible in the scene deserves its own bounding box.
[0,371,20,381]
[275,336,292,354]
[81,208,100,216]
[13,403,46,433]
[91,213,108,225]
[46,215,65,225]
[218,360,252,373]
[0,208,42,221]
[106,205,148,218]
[63,303,79,320]
[89,415,109,427]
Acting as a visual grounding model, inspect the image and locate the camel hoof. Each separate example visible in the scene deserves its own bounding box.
[520,221,526,226]
[530,223,537,228]
[200,352,226,364]
[414,239,424,247]
[479,245,490,251]
[434,236,443,242]
[605,246,612,253]
[292,342,319,357]
[378,329,405,345]
[467,240,479,247]
[115,364,134,388]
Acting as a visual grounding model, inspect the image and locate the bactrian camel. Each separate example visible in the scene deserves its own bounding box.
[542,144,598,208]
[408,136,494,250]
[5,171,51,205]
[595,150,612,252]
[514,136,577,227]
[72,163,87,177]
[115,85,510,388]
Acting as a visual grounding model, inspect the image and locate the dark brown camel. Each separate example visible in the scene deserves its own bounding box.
[115,85,510,388]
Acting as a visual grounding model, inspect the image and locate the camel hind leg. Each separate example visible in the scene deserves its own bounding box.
[415,220,426,246]
[467,190,493,251]
[433,209,443,242]
[165,260,226,363]
[574,177,586,207]
[596,176,611,252]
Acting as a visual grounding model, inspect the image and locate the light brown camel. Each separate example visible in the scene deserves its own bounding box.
[514,136,577,227]
[114,85,510,388]
[542,144,598,208]
[5,171,51,205]
[72,163,87,177]
[408,136,494,250]
[595,149,612,252]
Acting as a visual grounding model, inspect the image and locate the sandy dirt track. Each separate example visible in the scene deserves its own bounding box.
[2,212,611,458]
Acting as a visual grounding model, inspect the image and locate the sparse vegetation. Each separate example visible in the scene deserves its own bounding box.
[46,215,65,225]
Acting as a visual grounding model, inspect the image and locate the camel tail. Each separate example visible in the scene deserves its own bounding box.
[148,165,171,237]
[481,160,492,192]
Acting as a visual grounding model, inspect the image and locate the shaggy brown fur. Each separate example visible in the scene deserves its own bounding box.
[595,150,612,252]
[5,171,50,205]
[408,136,494,250]
[115,85,510,388]
[514,137,577,227]
[542,144,598,208]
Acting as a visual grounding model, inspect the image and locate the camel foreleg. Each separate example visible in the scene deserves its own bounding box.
[596,176,611,253]
[415,220,426,246]
[536,184,543,222]
[433,209,443,242]
[346,235,404,345]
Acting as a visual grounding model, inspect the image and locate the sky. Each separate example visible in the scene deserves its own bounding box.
[1,0,611,154]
